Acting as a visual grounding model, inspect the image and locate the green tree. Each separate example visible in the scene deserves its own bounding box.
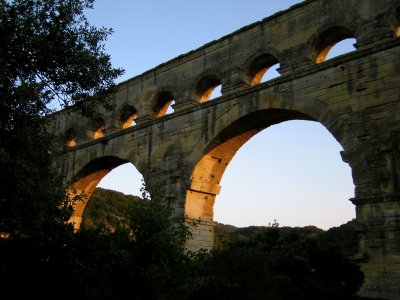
[81,187,142,230]
[0,0,123,238]
[69,180,193,299]
[0,0,122,297]
[317,219,360,259]
[189,225,364,300]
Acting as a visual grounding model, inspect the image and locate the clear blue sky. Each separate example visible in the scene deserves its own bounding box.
[86,0,356,230]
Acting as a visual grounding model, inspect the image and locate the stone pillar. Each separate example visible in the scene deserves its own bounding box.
[103,126,120,135]
[221,71,250,96]
[134,115,155,125]
[139,167,216,252]
[185,218,215,252]
[172,100,199,112]
[353,12,398,49]
[278,45,314,75]
[354,194,400,300]
[184,186,218,251]
[352,135,400,299]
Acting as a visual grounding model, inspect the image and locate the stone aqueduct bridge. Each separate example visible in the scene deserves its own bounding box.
[50,0,400,298]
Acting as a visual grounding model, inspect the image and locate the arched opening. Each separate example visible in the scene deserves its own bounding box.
[245,54,280,85]
[313,27,356,64]
[68,156,143,230]
[260,63,280,83]
[166,100,175,114]
[323,38,357,61]
[118,105,137,128]
[186,108,355,249]
[82,163,145,230]
[215,120,354,229]
[193,75,222,102]
[209,84,222,100]
[90,117,105,139]
[97,163,144,197]
[65,128,77,147]
[155,91,175,117]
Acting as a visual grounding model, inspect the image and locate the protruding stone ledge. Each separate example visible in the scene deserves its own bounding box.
[351,193,400,205]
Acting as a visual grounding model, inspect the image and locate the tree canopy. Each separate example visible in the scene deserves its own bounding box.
[0,0,123,237]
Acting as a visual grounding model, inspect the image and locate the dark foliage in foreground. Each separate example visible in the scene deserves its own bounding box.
[0,186,365,299]
[68,212,364,299]
[0,0,122,238]
[81,188,365,300]
[191,224,363,300]
[0,0,122,297]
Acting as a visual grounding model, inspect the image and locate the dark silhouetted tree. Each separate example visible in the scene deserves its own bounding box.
[0,0,123,297]
[0,0,123,238]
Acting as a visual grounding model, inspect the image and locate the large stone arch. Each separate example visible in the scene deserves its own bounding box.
[184,93,368,248]
[67,155,143,230]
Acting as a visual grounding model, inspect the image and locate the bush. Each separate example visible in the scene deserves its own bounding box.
[188,225,364,300]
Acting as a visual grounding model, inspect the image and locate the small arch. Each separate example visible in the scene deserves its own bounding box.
[155,91,175,117]
[209,84,222,100]
[90,117,105,139]
[324,38,357,61]
[166,100,175,114]
[245,54,280,85]
[312,27,356,64]
[260,63,281,83]
[65,128,77,147]
[193,75,222,103]
[118,105,137,129]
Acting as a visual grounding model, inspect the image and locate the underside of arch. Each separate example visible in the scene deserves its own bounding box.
[245,54,280,85]
[193,75,221,103]
[68,156,129,229]
[155,91,175,117]
[186,109,314,222]
[312,26,355,63]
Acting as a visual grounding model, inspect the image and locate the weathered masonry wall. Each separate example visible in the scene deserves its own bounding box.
[50,0,400,299]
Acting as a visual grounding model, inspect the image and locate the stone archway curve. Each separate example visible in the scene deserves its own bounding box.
[67,155,142,229]
[185,92,370,225]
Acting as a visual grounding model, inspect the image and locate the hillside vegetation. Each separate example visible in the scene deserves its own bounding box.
[74,187,365,299]
[85,188,360,259]
[81,188,142,230]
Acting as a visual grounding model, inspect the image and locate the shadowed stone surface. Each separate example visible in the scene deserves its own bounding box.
[50,1,400,298]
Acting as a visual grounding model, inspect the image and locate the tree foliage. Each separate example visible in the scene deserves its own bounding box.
[81,187,142,230]
[190,225,364,300]
[73,188,365,299]
[0,0,123,237]
[0,1,122,297]
[66,182,193,300]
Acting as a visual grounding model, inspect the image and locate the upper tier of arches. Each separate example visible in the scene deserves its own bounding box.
[52,0,399,148]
